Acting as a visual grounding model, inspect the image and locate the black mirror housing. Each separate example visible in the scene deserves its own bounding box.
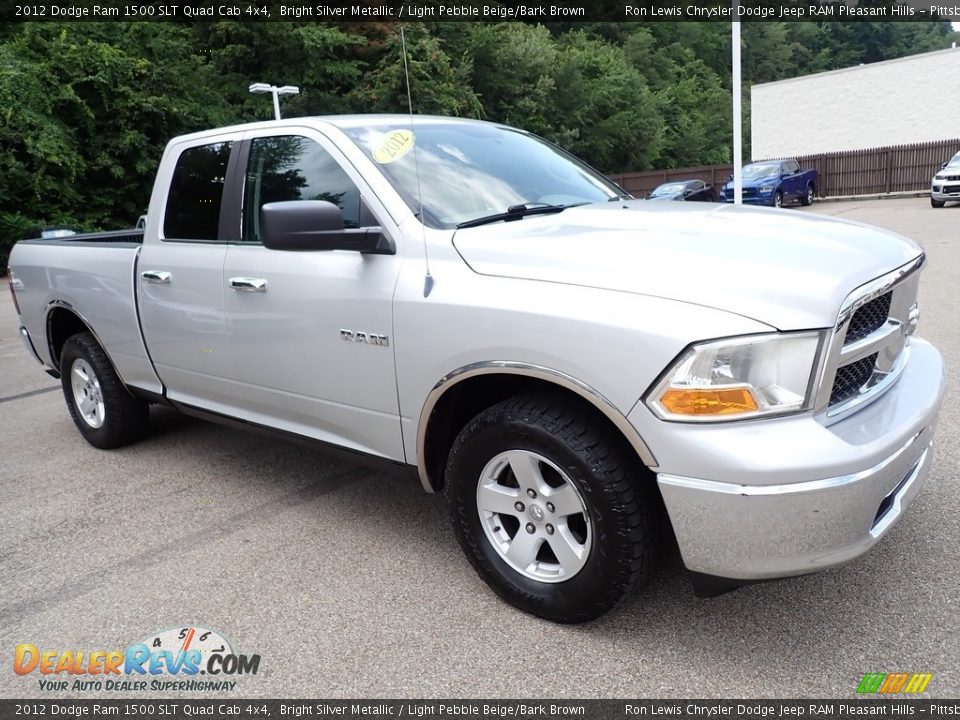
[261,201,395,254]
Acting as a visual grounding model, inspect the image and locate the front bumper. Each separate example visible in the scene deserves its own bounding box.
[719,193,775,206]
[631,338,944,580]
[931,185,960,202]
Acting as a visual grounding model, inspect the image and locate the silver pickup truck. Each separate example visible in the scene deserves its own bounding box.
[8,116,944,622]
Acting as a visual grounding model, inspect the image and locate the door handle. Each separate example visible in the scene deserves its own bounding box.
[229,277,267,292]
[141,270,171,284]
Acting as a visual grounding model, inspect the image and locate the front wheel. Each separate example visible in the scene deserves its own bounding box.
[61,332,150,449]
[773,190,783,208]
[444,394,658,623]
[931,197,945,208]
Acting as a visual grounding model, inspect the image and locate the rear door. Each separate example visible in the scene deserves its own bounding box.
[138,134,242,412]
[220,128,404,460]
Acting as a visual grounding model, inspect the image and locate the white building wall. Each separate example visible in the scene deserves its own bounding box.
[751,47,960,160]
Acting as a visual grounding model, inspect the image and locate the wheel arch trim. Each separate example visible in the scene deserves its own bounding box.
[415,360,658,493]
[45,300,126,385]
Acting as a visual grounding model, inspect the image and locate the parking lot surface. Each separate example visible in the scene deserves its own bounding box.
[1,197,957,698]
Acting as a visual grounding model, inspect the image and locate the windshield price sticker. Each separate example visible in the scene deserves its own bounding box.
[373,130,415,164]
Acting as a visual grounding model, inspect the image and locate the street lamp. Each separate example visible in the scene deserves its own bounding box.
[248,82,300,120]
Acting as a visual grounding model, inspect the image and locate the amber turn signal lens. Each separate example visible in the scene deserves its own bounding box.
[659,387,759,416]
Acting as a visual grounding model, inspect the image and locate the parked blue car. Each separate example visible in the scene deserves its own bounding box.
[719,159,817,208]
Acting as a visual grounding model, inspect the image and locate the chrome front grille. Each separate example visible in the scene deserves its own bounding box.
[816,256,924,420]
[845,292,891,344]
[829,353,878,405]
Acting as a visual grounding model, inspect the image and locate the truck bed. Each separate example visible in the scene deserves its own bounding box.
[9,239,161,393]
[22,229,144,246]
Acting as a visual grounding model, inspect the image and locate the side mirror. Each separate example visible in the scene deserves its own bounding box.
[261,201,395,254]
[942,162,948,169]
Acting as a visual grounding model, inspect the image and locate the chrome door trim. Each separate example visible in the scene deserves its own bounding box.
[415,360,658,493]
[141,270,172,284]
[229,277,267,292]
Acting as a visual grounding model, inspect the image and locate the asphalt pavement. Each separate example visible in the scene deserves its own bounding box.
[1,197,957,699]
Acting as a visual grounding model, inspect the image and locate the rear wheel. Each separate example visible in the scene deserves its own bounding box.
[444,394,658,623]
[60,332,149,449]
[931,197,945,208]
[801,183,815,206]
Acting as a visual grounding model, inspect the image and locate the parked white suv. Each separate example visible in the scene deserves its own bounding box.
[931,151,960,207]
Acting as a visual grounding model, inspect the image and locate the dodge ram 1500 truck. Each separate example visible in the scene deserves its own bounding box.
[719,158,817,207]
[8,116,944,622]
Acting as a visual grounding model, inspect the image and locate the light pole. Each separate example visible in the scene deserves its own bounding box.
[731,17,743,206]
[248,83,300,120]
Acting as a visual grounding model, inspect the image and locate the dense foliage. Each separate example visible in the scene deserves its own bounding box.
[1,20,954,266]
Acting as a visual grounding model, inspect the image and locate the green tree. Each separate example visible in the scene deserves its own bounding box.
[350,26,481,117]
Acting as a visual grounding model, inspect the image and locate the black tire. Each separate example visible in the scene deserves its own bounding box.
[931,197,945,208]
[801,183,815,206]
[773,190,783,208]
[60,332,149,449]
[444,393,658,623]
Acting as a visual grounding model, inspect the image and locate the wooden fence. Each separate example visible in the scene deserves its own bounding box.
[608,139,960,199]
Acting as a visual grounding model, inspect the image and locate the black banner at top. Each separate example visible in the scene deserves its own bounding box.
[5,0,960,23]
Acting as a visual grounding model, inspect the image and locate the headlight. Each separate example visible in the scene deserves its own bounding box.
[758,185,774,193]
[646,332,823,422]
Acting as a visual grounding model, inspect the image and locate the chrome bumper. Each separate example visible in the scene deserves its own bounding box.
[19,326,43,365]
[931,188,960,201]
[19,326,57,376]
[651,338,944,580]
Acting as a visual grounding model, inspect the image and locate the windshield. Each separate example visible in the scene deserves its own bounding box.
[947,152,960,168]
[651,183,686,196]
[743,162,780,178]
[342,122,623,228]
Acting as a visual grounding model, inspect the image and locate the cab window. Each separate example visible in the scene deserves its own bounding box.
[243,135,361,243]
[164,142,232,241]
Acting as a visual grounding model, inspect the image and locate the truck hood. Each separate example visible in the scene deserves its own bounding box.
[452,200,923,330]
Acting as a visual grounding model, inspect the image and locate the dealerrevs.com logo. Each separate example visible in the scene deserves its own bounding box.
[14,626,261,693]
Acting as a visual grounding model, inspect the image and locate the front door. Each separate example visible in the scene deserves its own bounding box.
[221,130,404,460]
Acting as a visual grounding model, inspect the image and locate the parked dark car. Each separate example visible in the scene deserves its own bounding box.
[719,159,817,208]
[648,179,715,202]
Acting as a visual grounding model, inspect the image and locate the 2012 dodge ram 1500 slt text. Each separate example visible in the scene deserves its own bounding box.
[8,116,944,622]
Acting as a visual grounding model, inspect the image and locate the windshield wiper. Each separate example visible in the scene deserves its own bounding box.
[456,202,571,229]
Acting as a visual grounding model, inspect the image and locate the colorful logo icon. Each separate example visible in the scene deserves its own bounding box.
[856,673,932,694]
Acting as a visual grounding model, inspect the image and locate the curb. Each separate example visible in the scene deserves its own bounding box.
[815,191,928,203]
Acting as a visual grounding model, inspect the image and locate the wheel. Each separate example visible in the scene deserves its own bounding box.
[801,183,815,206]
[60,332,149,449]
[773,190,783,208]
[444,394,657,623]
[931,197,945,208]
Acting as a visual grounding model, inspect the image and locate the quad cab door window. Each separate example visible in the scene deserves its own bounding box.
[242,135,364,243]
[223,134,403,461]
